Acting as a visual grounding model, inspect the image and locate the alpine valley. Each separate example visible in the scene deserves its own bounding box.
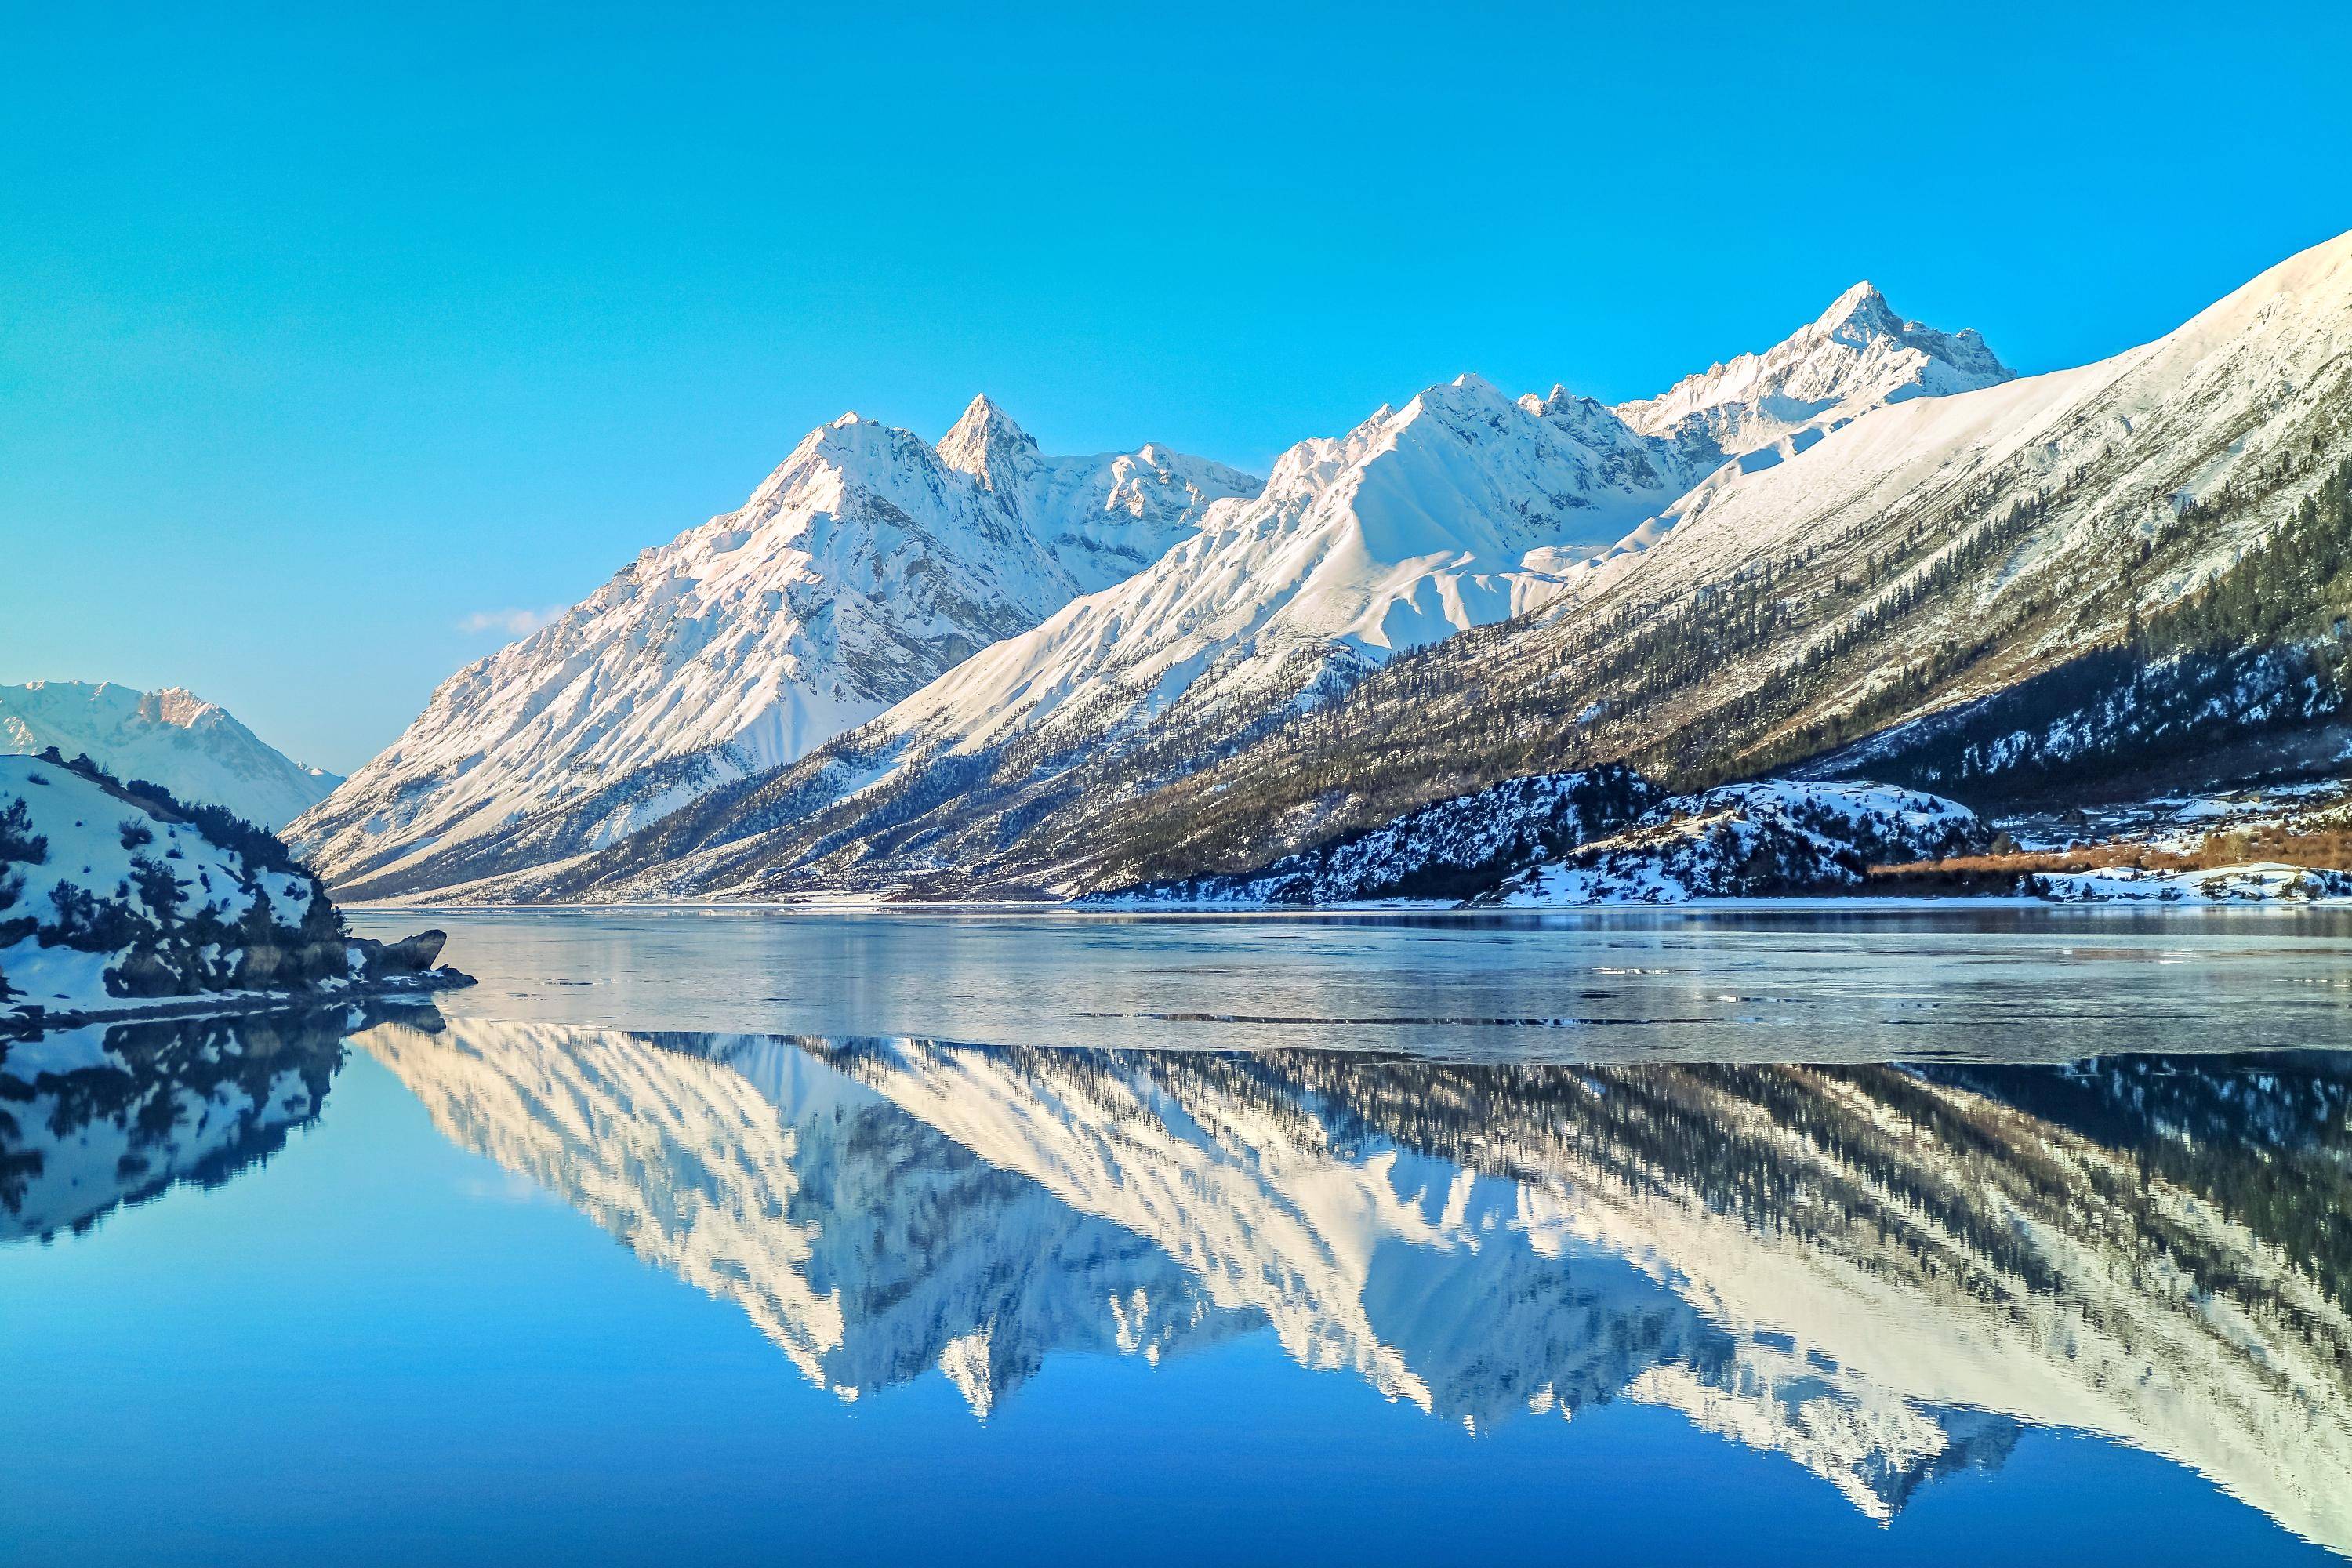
[287,229,2352,908]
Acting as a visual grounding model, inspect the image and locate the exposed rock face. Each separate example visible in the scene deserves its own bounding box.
[360,929,448,978]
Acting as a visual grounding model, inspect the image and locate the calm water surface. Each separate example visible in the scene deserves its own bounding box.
[5,909,2351,1564]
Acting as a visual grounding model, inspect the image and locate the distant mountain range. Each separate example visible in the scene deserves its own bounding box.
[285,230,2352,902]
[0,681,338,829]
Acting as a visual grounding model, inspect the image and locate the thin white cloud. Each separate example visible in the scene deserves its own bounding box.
[457,605,568,637]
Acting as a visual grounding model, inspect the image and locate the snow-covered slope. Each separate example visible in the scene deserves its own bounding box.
[1486,782,1988,904]
[1098,776,1987,908]
[0,681,339,829]
[866,376,1671,763]
[1094,767,1663,906]
[2024,862,2352,902]
[491,284,2008,903]
[985,229,2352,898]
[0,754,463,1029]
[863,285,2008,768]
[1559,229,2352,663]
[287,399,1258,897]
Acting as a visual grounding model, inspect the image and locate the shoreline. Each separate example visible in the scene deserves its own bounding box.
[343,894,2352,917]
[2,970,474,1042]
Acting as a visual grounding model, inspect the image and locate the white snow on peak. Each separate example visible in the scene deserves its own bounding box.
[934,394,1037,491]
[289,406,1261,891]
[1614,281,2013,456]
[0,681,339,829]
[851,287,2017,774]
[1569,227,2352,633]
[294,267,2019,897]
[872,372,1697,760]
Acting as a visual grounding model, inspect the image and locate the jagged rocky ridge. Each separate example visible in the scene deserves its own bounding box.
[286,399,1259,898]
[339,1018,2352,1547]
[0,752,467,1033]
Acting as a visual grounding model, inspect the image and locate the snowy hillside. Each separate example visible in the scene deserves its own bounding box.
[1094,767,1662,906]
[1008,228,2352,897]
[0,753,463,1029]
[1098,776,1988,908]
[287,399,1258,898]
[0,681,339,829]
[489,281,2009,904]
[1485,782,1988,904]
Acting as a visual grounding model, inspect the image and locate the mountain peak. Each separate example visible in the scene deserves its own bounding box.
[0,680,338,827]
[937,394,1040,489]
[1814,280,1899,336]
[139,685,221,730]
[1613,279,2011,450]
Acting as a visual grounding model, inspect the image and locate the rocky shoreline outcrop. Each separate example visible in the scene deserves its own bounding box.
[1,750,470,1038]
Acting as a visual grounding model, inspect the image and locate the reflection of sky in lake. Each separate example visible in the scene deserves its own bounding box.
[5,945,2349,1565]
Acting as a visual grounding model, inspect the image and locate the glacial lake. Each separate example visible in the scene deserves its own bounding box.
[6,907,2352,1565]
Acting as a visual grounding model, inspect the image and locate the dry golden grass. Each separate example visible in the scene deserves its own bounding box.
[1874,821,2352,879]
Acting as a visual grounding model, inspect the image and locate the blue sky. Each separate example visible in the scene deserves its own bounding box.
[5,2,2350,773]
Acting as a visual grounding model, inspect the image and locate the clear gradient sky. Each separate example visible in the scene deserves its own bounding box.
[5,2,2350,773]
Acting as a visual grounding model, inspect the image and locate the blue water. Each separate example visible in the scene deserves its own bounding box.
[5,910,2350,1565]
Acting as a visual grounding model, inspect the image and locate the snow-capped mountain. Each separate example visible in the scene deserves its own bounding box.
[931,227,2352,897]
[858,282,2009,767]
[286,400,1258,897]
[1614,281,2011,455]
[0,681,339,829]
[480,282,2009,902]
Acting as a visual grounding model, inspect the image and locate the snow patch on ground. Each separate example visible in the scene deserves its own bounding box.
[2027,862,2352,902]
[1490,782,1988,906]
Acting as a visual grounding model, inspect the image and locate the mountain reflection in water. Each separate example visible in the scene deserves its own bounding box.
[0,1009,358,1243]
[7,1014,2350,1555]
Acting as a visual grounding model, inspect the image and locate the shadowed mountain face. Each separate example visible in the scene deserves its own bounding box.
[347,1022,2352,1547]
